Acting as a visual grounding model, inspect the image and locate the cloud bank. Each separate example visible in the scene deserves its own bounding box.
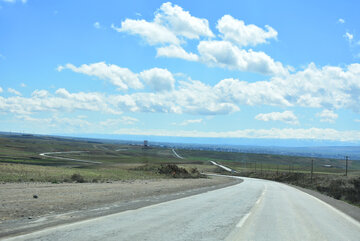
[255,111,299,125]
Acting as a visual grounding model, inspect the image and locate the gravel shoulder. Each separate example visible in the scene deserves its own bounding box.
[0,176,240,238]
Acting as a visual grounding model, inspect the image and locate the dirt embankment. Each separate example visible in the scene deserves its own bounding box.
[0,176,240,238]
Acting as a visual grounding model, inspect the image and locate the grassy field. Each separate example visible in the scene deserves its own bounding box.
[0,134,209,182]
[189,151,360,206]
[1,134,360,206]
[177,148,360,206]
[178,148,360,175]
[0,163,164,183]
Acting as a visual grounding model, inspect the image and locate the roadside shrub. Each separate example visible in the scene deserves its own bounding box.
[327,179,344,200]
[132,164,159,172]
[189,167,204,178]
[63,178,71,183]
[158,164,203,178]
[158,164,188,178]
[71,173,85,183]
[353,177,360,189]
[344,177,360,204]
[274,173,307,185]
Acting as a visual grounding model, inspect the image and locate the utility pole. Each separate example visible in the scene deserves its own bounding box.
[255,161,257,173]
[276,164,279,176]
[345,156,349,176]
[311,159,314,183]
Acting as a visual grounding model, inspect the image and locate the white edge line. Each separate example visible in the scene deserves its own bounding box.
[236,185,267,228]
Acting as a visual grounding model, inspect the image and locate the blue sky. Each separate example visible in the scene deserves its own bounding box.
[1,0,360,142]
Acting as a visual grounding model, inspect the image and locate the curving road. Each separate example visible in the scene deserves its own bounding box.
[39,151,102,164]
[172,149,184,159]
[4,176,360,241]
[210,161,235,172]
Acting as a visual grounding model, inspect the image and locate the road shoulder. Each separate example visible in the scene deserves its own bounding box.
[0,176,241,239]
[290,185,360,222]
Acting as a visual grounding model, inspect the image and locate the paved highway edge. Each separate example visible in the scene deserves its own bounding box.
[0,176,242,239]
[290,184,360,222]
[208,161,360,223]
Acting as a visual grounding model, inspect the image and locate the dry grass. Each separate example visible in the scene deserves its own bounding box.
[0,163,164,183]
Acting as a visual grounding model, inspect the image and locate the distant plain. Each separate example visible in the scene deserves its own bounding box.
[0,133,359,206]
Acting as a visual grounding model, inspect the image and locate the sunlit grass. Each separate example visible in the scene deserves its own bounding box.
[0,163,164,183]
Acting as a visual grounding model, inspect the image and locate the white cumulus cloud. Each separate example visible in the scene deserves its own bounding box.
[217,15,277,47]
[0,87,3,93]
[213,62,360,112]
[3,62,360,118]
[58,62,144,91]
[59,62,179,92]
[108,79,240,115]
[255,111,298,125]
[94,22,101,29]
[100,116,139,126]
[113,2,288,77]
[112,20,180,46]
[179,119,203,126]
[154,2,214,39]
[139,67,175,92]
[0,89,113,115]
[112,2,214,46]
[113,62,360,115]
[344,32,354,43]
[156,45,199,61]
[31,89,49,98]
[338,18,345,24]
[8,88,21,96]
[272,63,360,111]
[317,109,338,123]
[198,40,288,76]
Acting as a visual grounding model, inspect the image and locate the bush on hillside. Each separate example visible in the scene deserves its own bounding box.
[71,173,85,183]
[158,164,203,178]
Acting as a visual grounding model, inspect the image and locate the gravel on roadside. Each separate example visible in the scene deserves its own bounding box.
[0,176,240,238]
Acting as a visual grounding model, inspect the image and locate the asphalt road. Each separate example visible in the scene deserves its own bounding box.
[172,149,184,159]
[210,161,234,172]
[4,177,360,241]
[39,151,101,164]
